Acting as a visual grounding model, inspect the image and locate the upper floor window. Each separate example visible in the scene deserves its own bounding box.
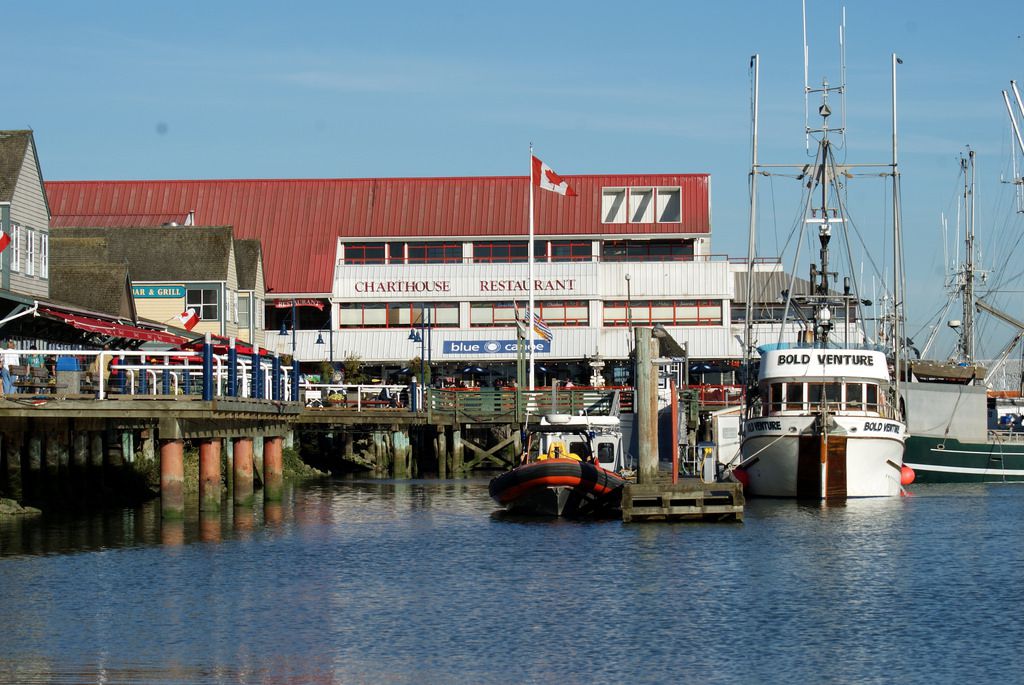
[338,302,460,328]
[186,287,219,321]
[238,293,251,329]
[601,239,694,262]
[39,233,48,278]
[11,225,22,272]
[343,243,386,264]
[474,241,529,263]
[470,301,519,327]
[25,229,35,276]
[535,300,588,326]
[602,187,682,224]
[548,240,592,262]
[603,299,722,326]
[407,242,463,264]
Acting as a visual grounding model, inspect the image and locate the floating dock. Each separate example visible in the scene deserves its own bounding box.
[621,479,744,523]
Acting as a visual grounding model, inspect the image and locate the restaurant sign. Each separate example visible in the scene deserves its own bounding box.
[443,339,550,354]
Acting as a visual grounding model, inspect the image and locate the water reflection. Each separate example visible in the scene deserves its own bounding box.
[0,481,1022,684]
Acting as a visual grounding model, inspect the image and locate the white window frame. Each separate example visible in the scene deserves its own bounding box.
[601,187,627,224]
[39,233,48,278]
[11,224,21,272]
[629,187,654,223]
[656,187,682,223]
[25,228,35,276]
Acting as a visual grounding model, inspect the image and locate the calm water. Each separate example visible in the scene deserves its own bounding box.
[1,479,1022,684]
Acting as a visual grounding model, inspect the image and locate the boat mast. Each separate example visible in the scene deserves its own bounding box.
[959,150,977,363]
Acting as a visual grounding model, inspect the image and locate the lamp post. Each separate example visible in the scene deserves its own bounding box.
[407,304,432,411]
[278,300,299,401]
[314,311,334,368]
[625,273,634,385]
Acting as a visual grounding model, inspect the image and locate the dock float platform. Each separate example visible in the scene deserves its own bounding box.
[621,480,744,523]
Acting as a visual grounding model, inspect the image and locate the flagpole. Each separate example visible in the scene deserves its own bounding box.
[528,143,536,391]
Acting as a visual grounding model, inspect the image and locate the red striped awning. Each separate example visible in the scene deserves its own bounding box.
[38,307,187,345]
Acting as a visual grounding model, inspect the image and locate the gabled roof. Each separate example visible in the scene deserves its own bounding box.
[48,259,136,320]
[233,239,262,291]
[50,225,235,281]
[45,174,711,294]
[0,130,49,215]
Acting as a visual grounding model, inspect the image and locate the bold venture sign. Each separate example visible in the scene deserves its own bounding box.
[443,340,550,355]
[760,349,890,382]
[132,285,185,298]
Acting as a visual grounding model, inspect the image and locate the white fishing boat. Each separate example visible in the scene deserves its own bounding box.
[734,11,907,498]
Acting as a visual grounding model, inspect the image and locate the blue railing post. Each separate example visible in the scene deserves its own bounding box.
[227,338,237,397]
[202,332,213,401]
[290,357,299,402]
[272,353,282,400]
[138,355,148,394]
[410,377,418,412]
[162,355,171,395]
[251,349,262,399]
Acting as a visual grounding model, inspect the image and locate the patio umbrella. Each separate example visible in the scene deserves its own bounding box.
[461,365,486,375]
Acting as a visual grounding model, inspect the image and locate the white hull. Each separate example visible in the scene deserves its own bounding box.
[740,415,904,498]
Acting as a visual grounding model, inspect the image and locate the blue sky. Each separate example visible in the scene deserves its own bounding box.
[8,1,1024,359]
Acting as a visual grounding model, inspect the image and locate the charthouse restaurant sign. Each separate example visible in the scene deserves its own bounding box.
[352,278,578,294]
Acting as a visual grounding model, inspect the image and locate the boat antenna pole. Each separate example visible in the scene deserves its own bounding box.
[745,53,760,383]
[1003,82,1024,213]
[891,53,905,390]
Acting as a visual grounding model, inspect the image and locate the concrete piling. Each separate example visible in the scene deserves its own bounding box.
[263,436,283,502]
[232,437,255,507]
[199,438,222,512]
[159,438,185,519]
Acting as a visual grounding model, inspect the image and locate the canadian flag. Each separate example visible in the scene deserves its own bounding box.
[0,232,9,254]
[177,308,199,331]
[532,155,577,197]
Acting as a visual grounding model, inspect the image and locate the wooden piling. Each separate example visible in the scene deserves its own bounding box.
[635,327,659,484]
[199,438,222,512]
[392,427,410,479]
[3,431,22,501]
[72,432,88,475]
[263,436,284,502]
[435,426,447,479]
[452,428,464,477]
[232,437,255,507]
[159,438,185,519]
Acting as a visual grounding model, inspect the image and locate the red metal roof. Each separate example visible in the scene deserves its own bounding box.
[45,174,710,295]
[50,212,191,228]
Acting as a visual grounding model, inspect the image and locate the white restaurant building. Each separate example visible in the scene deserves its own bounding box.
[47,172,754,386]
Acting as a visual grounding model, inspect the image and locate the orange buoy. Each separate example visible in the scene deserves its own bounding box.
[900,465,915,486]
[732,467,750,488]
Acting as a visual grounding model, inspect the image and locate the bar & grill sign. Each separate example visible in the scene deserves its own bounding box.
[132,285,185,298]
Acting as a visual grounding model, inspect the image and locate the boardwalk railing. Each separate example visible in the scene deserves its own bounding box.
[4,334,302,401]
[426,387,631,424]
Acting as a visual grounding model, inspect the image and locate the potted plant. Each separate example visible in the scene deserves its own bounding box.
[327,391,344,406]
